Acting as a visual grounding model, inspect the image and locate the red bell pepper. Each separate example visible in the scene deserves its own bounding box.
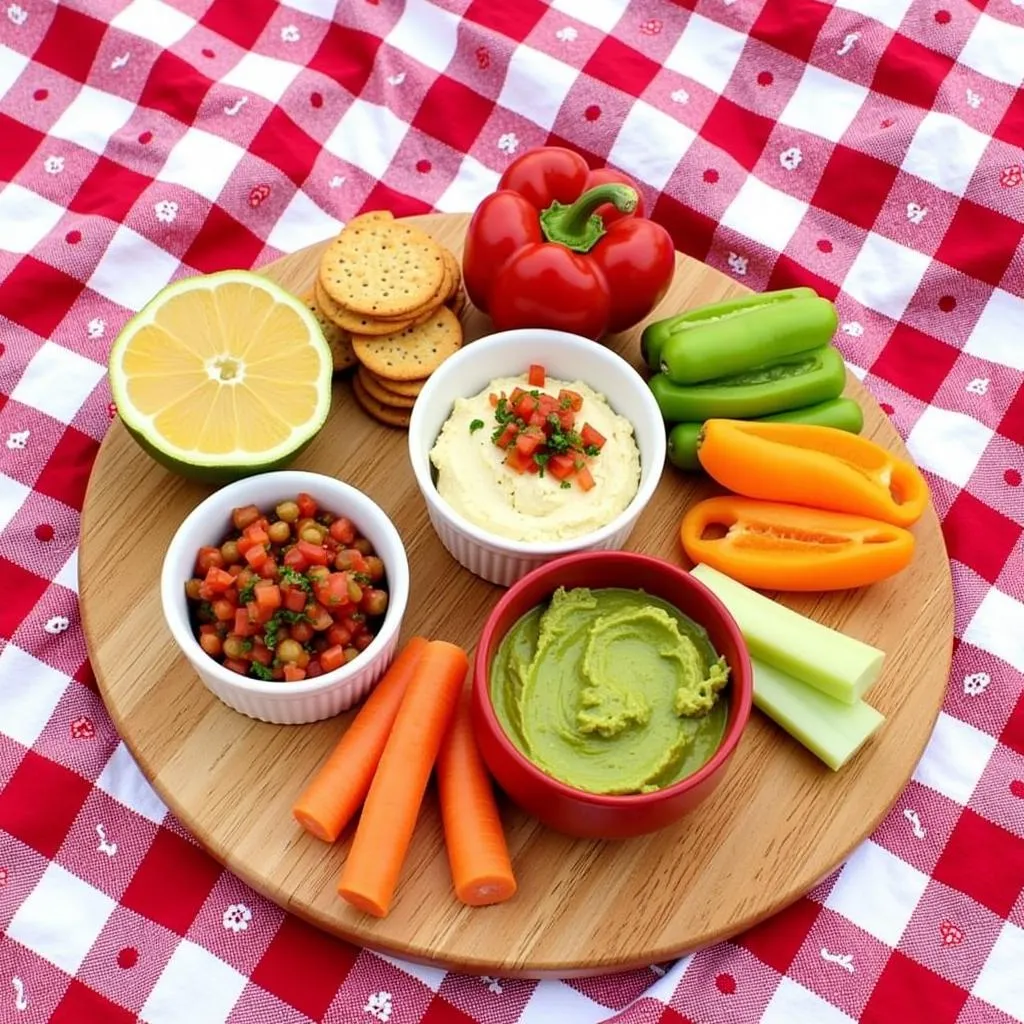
[462,146,676,340]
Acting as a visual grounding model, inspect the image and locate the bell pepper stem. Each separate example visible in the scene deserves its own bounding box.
[539,183,638,253]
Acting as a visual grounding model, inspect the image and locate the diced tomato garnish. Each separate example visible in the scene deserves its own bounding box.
[508,387,525,406]
[329,517,356,545]
[203,566,234,594]
[254,581,281,613]
[327,623,352,648]
[557,408,575,432]
[236,534,255,556]
[297,492,317,519]
[580,423,606,450]
[211,599,235,622]
[305,602,333,631]
[247,599,273,625]
[296,539,329,566]
[250,643,273,666]
[576,465,595,491]
[536,394,559,418]
[494,422,519,450]
[559,389,583,412]
[504,448,534,474]
[341,615,365,637]
[282,546,308,572]
[223,659,248,675]
[233,608,255,637]
[306,660,323,678]
[547,453,576,480]
[199,623,219,636]
[489,392,499,407]
[515,428,544,458]
[243,524,269,547]
[244,545,268,570]
[283,664,306,682]
[514,393,538,419]
[196,546,225,575]
[314,572,351,608]
[257,557,278,580]
[281,584,307,613]
[320,645,345,673]
[527,410,548,430]
[528,364,545,387]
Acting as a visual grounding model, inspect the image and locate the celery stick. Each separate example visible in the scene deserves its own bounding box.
[752,657,884,770]
[690,563,885,704]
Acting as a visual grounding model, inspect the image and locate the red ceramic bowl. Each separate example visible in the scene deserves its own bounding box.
[472,551,753,840]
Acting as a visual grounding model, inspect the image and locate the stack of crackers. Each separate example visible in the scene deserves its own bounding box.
[303,210,465,429]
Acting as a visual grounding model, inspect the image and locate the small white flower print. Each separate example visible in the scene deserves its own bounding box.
[87,317,106,339]
[222,903,252,933]
[11,976,27,1012]
[95,824,118,857]
[6,430,29,449]
[966,89,983,109]
[966,377,989,396]
[497,132,519,155]
[837,32,859,56]
[903,807,926,839]
[820,948,855,973]
[110,53,130,71]
[779,146,803,171]
[280,24,300,42]
[906,202,928,224]
[364,991,393,1022]
[385,71,406,86]
[727,252,748,276]
[555,26,577,42]
[329,175,346,188]
[963,671,990,696]
[223,96,248,116]
[480,976,503,994]
[841,321,864,337]
[154,200,178,224]
[6,3,27,26]
[670,88,690,104]
[44,615,69,635]
[44,155,64,175]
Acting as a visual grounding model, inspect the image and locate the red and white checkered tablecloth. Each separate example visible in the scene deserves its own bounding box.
[0,0,1022,1021]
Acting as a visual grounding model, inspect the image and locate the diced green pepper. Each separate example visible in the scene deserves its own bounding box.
[640,288,817,372]
[666,397,864,472]
[648,345,846,422]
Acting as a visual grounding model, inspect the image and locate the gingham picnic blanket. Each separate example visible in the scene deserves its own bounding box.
[0,1,1022,1022]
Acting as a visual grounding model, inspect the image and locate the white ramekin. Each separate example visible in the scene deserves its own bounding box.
[160,470,409,725]
[407,329,667,587]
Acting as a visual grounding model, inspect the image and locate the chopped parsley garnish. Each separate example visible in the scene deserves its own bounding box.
[249,662,273,681]
[279,566,311,593]
[238,580,257,604]
[263,616,281,650]
[469,418,484,434]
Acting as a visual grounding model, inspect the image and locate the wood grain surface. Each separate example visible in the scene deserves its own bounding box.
[80,213,954,978]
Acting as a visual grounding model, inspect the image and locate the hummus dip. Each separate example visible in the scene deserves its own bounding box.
[429,374,641,543]
[490,587,730,795]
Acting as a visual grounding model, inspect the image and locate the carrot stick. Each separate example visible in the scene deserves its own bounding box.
[292,636,429,842]
[437,689,517,907]
[337,640,469,917]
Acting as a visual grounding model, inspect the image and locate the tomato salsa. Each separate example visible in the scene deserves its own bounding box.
[184,492,389,682]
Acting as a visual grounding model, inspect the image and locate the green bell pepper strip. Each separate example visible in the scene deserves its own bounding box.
[667,397,865,471]
[648,345,846,423]
[640,287,817,373]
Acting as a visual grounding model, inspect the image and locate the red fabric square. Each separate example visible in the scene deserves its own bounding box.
[120,828,222,934]
[182,206,265,274]
[999,384,1024,446]
[308,26,381,97]
[651,193,717,262]
[139,52,215,125]
[736,896,821,973]
[994,89,1024,147]
[701,98,776,172]
[1000,691,1024,757]
[871,33,955,110]
[812,145,898,230]
[32,426,100,512]
[33,6,105,83]
[248,108,320,188]
[942,491,1023,583]
[750,0,832,62]
[933,809,1024,916]
[362,182,432,219]
[414,75,494,154]
[870,323,958,402]
[584,37,661,96]
[935,199,1024,287]
[421,997,477,1024]
[0,752,90,858]
[0,258,86,339]
[656,1009,694,1024]
[75,660,98,691]
[0,560,50,641]
[463,0,548,40]
[251,916,358,1020]
[69,157,154,224]
[861,951,967,1023]
[201,0,276,50]
[0,115,44,183]
[51,980,135,1024]
[767,254,841,300]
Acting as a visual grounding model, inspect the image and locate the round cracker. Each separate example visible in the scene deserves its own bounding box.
[447,286,466,319]
[351,373,411,429]
[368,373,426,399]
[368,253,451,323]
[357,367,417,409]
[442,248,461,303]
[352,306,463,382]
[302,289,357,372]
[314,279,417,336]
[320,220,445,318]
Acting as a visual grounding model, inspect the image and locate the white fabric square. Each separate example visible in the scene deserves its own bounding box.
[10,342,106,424]
[387,0,460,73]
[0,472,29,534]
[0,643,69,749]
[0,43,29,101]
[549,0,624,32]
[965,289,1024,372]
[435,155,501,214]
[609,101,696,191]
[375,953,445,992]
[497,45,578,131]
[519,982,606,1024]
[779,65,869,143]
[266,190,343,253]
[912,712,996,805]
[87,225,181,311]
[54,547,78,593]
[48,84,136,156]
[721,176,808,252]
[843,232,930,322]
[111,0,196,46]
[832,0,915,29]
[958,13,1024,88]
[901,111,990,197]
[973,922,1024,1016]
[141,940,246,1024]
[0,184,67,255]
[762,978,856,1024]
[664,13,747,95]
[159,128,246,202]
[278,0,336,14]
[906,405,993,488]
[7,864,116,975]
[824,840,929,947]
[964,588,1024,674]
[325,98,409,181]
[221,51,302,103]
[96,742,168,825]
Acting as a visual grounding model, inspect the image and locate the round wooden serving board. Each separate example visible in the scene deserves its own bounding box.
[81,213,954,978]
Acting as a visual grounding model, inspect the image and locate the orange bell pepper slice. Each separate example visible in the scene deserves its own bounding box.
[680,496,915,591]
[696,420,929,528]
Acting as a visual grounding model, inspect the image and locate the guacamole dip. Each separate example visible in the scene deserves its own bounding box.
[490,587,730,795]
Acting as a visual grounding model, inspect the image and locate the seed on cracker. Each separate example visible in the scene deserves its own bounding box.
[352,306,463,381]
